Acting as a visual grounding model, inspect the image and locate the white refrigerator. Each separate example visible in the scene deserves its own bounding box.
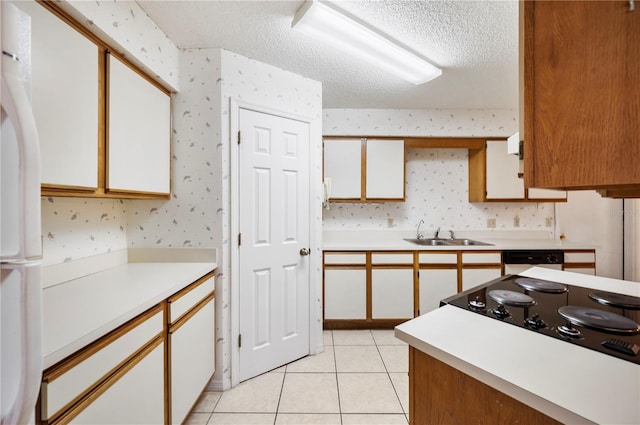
[1,2,43,425]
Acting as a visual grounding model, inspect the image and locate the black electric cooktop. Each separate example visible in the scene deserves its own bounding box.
[441,274,640,365]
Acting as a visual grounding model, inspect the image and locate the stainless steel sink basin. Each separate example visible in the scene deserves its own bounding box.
[405,238,493,246]
[446,238,493,246]
[405,238,449,246]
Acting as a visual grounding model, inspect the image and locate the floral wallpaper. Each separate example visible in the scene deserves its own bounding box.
[41,197,128,266]
[322,109,555,232]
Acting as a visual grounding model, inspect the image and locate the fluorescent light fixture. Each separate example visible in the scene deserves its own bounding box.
[292,0,442,85]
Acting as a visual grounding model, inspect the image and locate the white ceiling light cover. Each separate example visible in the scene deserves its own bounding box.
[292,0,442,85]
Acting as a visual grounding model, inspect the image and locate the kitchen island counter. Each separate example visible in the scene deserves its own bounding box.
[395,267,640,424]
[42,260,216,369]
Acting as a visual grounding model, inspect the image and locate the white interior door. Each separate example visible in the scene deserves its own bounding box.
[238,108,310,382]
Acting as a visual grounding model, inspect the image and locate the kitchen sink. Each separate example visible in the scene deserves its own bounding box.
[405,238,449,246]
[446,238,493,246]
[405,238,493,246]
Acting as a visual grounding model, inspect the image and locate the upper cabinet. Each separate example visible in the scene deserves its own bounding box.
[469,140,566,202]
[16,1,100,191]
[107,55,171,195]
[23,1,171,199]
[523,1,640,195]
[323,138,405,202]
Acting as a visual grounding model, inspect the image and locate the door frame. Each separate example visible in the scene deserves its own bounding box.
[229,98,321,387]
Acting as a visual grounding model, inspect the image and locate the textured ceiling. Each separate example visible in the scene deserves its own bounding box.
[136,0,519,109]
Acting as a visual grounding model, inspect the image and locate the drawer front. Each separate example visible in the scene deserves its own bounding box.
[169,276,215,323]
[371,253,414,265]
[564,252,596,263]
[68,342,165,425]
[563,267,596,275]
[324,253,366,265]
[419,253,458,265]
[462,252,501,264]
[42,309,163,421]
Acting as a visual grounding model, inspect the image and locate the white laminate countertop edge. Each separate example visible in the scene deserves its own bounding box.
[42,262,217,369]
[395,270,640,425]
[324,238,596,252]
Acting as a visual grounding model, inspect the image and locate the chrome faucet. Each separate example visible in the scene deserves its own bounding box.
[448,230,455,239]
[416,219,425,240]
[434,227,441,238]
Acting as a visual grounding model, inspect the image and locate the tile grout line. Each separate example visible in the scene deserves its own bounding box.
[272,364,288,425]
[374,331,410,423]
[330,331,345,425]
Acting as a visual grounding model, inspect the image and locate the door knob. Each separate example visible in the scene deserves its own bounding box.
[299,248,310,256]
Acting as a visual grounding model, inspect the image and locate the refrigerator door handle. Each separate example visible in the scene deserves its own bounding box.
[1,71,42,261]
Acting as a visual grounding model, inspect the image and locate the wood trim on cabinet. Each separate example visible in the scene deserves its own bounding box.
[163,298,171,425]
[169,292,215,334]
[48,334,164,425]
[413,252,420,317]
[42,303,164,382]
[365,252,372,320]
[323,318,409,330]
[323,136,503,149]
[168,271,216,305]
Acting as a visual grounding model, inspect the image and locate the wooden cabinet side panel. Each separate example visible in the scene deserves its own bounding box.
[525,1,640,189]
[409,348,562,425]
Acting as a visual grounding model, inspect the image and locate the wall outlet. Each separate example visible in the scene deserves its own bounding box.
[487,218,496,228]
[546,217,553,227]
[514,216,520,227]
[387,218,394,228]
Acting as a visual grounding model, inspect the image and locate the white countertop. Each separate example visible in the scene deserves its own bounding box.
[323,229,596,251]
[42,261,216,368]
[395,268,640,425]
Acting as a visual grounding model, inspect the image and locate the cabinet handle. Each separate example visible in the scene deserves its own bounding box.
[631,0,636,12]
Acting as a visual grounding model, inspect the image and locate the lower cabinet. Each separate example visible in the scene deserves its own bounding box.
[371,268,414,319]
[168,276,216,425]
[39,271,216,425]
[70,342,165,425]
[419,269,458,315]
[461,252,503,292]
[324,269,367,320]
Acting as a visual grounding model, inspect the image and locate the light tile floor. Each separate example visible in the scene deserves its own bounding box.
[185,330,409,425]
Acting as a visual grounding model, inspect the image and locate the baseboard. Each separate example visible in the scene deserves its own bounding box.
[207,376,231,392]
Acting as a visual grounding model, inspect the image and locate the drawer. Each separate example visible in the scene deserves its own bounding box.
[324,253,366,265]
[41,307,163,422]
[419,253,458,265]
[371,253,414,265]
[564,251,596,263]
[462,252,502,264]
[169,275,215,323]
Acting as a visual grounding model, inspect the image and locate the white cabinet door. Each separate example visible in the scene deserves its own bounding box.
[70,342,165,425]
[323,139,362,199]
[107,54,171,194]
[461,268,502,292]
[324,269,366,319]
[366,139,405,199]
[419,269,458,315]
[527,188,568,200]
[171,300,215,425]
[485,141,524,199]
[16,1,99,189]
[371,268,413,319]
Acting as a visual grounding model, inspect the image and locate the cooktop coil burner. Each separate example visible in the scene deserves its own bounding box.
[515,277,568,294]
[488,290,536,307]
[441,274,640,364]
[558,306,640,335]
[588,291,640,310]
